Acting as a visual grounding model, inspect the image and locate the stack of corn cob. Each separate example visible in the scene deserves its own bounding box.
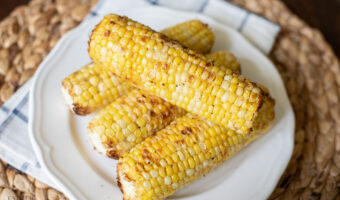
[61,15,275,200]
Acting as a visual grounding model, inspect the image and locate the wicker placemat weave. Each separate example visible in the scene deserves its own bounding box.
[0,0,339,199]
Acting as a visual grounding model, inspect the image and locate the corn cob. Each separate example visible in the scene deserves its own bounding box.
[161,20,214,54]
[117,113,268,200]
[61,63,132,115]
[89,14,267,134]
[88,89,186,158]
[89,88,273,159]
[62,20,215,115]
[62,50,240,115]
[206,51,241,74]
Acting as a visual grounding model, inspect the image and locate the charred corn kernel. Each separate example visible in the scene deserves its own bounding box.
[206,51,241,74]
[89,14,268,134]
[117,114,270,200]
[161,20,214,54]
[252,91,276,132]
[88,90,186,159]
[61,63,133,115]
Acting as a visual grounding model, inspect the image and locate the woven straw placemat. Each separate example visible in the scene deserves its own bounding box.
[0,0,339,199]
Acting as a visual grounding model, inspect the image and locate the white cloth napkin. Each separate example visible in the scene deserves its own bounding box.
[0,0,280,188]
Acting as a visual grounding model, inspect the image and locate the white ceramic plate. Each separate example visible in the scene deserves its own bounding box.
[29,6,294,200]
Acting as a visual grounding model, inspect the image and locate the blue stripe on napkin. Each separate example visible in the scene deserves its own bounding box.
[20,162,29,172]
[13,109,28,123]
[199,0,210,12]
[238,11,250,31]
[146,0,159,5]
[1,106,9,113]
[0,92,29,133]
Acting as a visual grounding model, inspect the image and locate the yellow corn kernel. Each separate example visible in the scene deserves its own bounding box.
[159,168,166,177]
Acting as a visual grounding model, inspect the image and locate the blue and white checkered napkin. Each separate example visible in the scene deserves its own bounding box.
[0,0,280,188]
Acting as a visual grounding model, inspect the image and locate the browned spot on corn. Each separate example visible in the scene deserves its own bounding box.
[117,175,122,190]
[123,173,132,182]
[150,98,158,104]
[106,149,120,159]
[188,75,194,82]
[181,127,193,135]
[161,111,171,119]
[105,140,113,148]
[149,110,156,117]
[141,36,148,42]
[72,103,89,116]
[162,64,168,71]
[143,149,150,157]
[136,97,145,103]
[104,30,110,37]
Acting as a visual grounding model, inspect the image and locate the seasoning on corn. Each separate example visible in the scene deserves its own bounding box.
[117,113,268,200]
[88,89,186,159]
[89,14,268,134]
[62,19,215,115]
[161,20,214,54]
[61,63,132,115]
[206,51,241,74]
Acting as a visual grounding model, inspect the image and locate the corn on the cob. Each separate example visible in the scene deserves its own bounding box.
[206,51,241,74]
[61,63,132,115]
[62,50,240,116]
[89,14,267,134]
[161,20,214,54]
[88,89,186,158]
[89,89,273,159]
[62,20,216,115]
[117,113,268,200]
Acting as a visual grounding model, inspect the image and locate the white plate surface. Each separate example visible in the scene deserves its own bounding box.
[29,6,294,200]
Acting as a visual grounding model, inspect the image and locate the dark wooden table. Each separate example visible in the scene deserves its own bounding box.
[0,0,339,56]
